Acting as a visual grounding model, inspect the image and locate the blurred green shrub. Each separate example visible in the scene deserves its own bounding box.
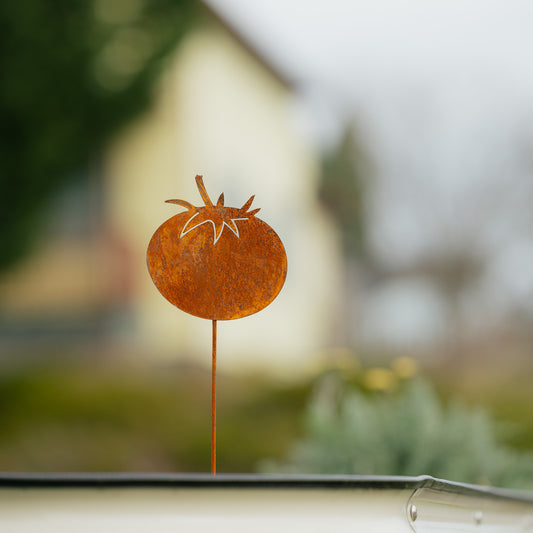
[261,375,533,489]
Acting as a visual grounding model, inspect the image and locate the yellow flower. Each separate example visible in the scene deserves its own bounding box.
[391,357,419,379]
[364,367,396,392]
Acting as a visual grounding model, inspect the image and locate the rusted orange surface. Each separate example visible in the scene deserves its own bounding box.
[147,175,287,321]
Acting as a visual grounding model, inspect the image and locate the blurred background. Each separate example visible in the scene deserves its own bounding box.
[1,0,533,487]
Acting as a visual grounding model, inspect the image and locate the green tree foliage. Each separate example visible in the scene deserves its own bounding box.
[0,0,195,271]
[264,376,533,489]
[318,124,371,259]
[318,124,375,347]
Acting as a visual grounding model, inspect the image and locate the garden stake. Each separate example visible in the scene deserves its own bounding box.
[147,175,287,474]
[212,319,216,475]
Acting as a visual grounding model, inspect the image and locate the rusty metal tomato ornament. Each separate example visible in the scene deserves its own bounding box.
[147,175,287,320]
[147,175,288,475]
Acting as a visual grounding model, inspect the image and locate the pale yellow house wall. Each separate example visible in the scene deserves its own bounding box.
[0,241,107,317]
[105,21,342,374]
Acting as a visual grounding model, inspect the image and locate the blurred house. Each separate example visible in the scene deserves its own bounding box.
[0,6,341,373]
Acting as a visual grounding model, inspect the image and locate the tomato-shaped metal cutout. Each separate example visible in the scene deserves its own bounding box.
[147,175,287,320]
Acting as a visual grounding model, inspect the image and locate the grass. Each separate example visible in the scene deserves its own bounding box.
[0,351,532,485]
[0,356,308,472]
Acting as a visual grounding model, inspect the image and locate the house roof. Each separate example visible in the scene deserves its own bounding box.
[200,1,296,90]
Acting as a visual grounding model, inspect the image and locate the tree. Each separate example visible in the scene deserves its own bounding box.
[319,124,370,259]
[318,123,374,347]
[0,0,195,271]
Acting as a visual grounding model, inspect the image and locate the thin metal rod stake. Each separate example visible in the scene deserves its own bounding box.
[211,319,217,475]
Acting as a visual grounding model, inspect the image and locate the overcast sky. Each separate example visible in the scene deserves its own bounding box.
[208,1,533,96]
